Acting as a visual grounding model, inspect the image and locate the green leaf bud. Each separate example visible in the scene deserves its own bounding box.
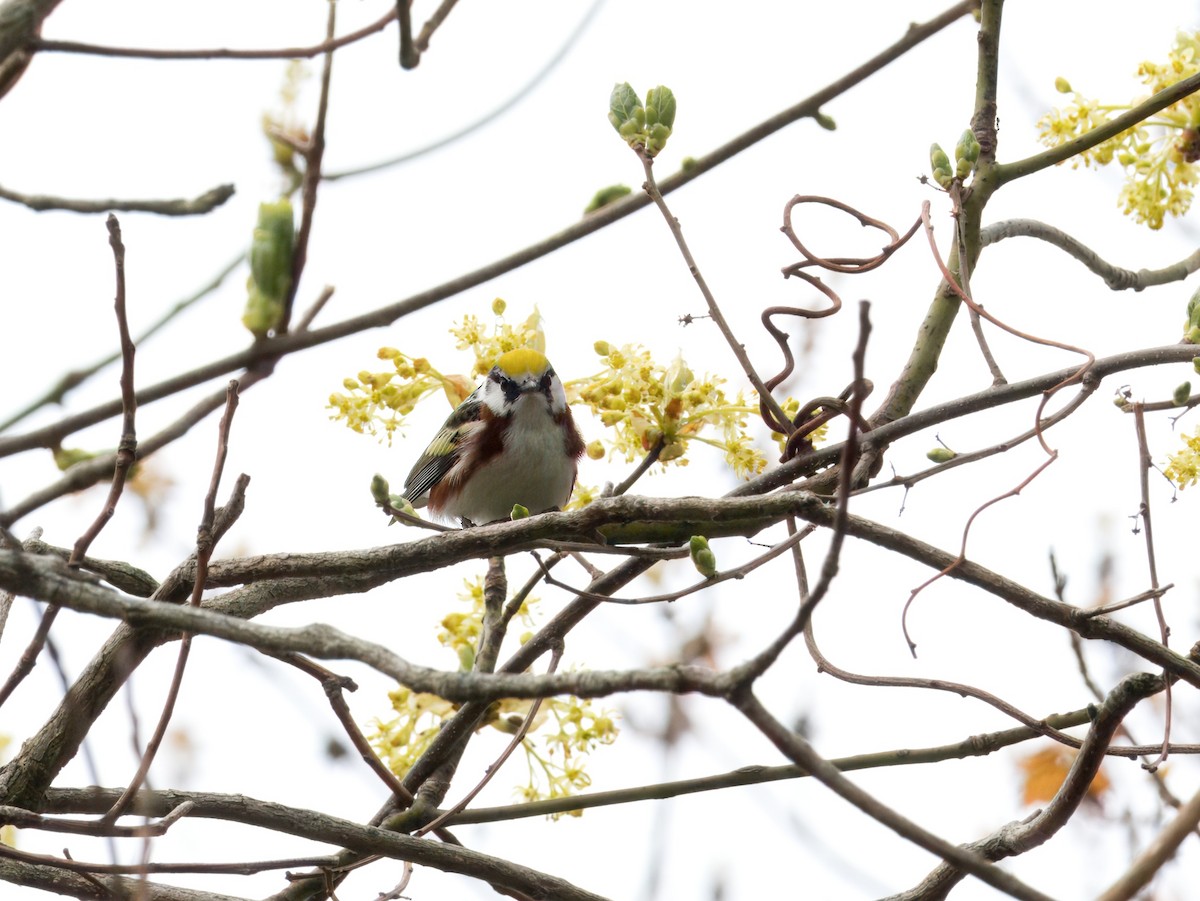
[53,447,97,471]
[930,143,953,188]
[680,156,699,172]
[1173,381,1192,405]
[242,287,285,339]
[1186,285,1200,332]
[457,644,475,672]
[955,128,980,164]
[658,441,685,462]
[249,199,295,302]
[370,473,391,505]
[510,503,530,520]
[926,447,957,463]
[1054,76,1072,94]
[814,110,837,131]
[1193,357,1200,375]
[584,184,633,214]
[647,123,672,156]
[954,129,979,179]
[243,198,295,337]
[689,535,718,578]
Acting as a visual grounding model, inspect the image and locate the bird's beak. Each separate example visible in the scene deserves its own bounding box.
[515,376,542,394]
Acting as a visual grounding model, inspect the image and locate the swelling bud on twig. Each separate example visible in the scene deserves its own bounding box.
[584,184,632,214]
[243,198,295,338]
[370,473,391,505]
[53,447,98,471]
[510,503,531,520]
[1173,381,1192,405]
[689,535,718,578]
[926,447,957,463]
[929,143,953,188]
[1184,285,1200,343]
[954,128,980,179]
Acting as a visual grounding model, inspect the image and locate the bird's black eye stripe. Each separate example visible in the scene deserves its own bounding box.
[501,377,521,404]
[539,370,554,393]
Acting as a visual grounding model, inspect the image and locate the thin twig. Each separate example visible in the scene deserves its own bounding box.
[293,285,336,333]
[278,1,336,334]
[70,214,136,565]
[414,0,460,52]
[418,644,566,836]
[0,253,242,434]
[950,187,1006,385]
[609,436,664,497]
[0,181,233,215]
[325,0,602,180]
[103,381,241,822]
[731,304,871,685]
[1,366,272,528]
[637,147,793,435]
[0,217,135,709]
[530,527,811,605]
[396,0,417,68]
[31,7,396,60]
[734,691,1056,901]
[995,70,1200,186]
[1132,404,1171,770]
[981,218,1200,291]
[1095,784,1200,901]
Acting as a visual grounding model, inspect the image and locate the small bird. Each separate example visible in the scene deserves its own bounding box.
[401,348,585,525]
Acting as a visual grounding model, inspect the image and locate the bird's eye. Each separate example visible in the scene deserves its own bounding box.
[539,372,553,393]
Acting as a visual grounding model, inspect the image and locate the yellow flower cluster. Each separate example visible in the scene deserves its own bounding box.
[1164,430,1200,489]
[328,351,470,445]
[515,692,619,817]
[1038,31,1200,229]
[368,577,619,811]
[450,299,546,378]
[332,301,797,483]
[569,341,771,479]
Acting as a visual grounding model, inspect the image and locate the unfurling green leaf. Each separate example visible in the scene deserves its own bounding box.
[608,82,642,134]
[645,85,676,129]
[608,82,676,157]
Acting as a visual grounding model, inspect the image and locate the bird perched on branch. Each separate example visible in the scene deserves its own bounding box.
[401,348,584,526]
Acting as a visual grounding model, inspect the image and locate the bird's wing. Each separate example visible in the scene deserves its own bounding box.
[401,388,483,504]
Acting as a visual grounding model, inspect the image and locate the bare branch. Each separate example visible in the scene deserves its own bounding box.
[981,218,1200,290]
[0,181,234,215]
[31,7,396,60]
